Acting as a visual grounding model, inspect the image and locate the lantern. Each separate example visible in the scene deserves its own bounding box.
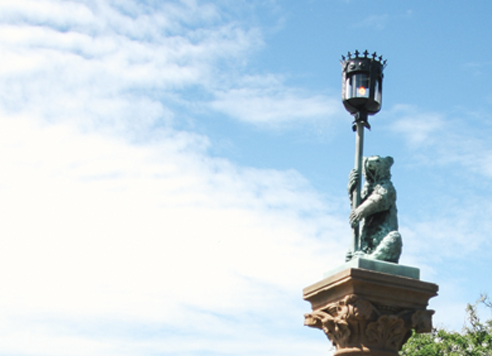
[341,50,386,127]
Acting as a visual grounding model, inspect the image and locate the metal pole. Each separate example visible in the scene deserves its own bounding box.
[352,114,365,253]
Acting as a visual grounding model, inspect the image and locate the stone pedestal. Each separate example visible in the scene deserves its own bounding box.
[303,261,438,356]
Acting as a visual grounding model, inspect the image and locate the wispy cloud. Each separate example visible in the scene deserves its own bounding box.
[463,60,492,77]
[386,104,492,179]
[210,82,341,127]
[353,14,389,30]
[0,0,331,136]
[0,0,264,134]
[389,106,444,147]
[383,104,492,299]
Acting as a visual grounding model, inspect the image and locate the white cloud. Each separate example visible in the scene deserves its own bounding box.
[0,108,344,355]
[210,75,342,127]
[386,104,492,180]
[211,87,339,126]
[353,14,389,30]
[0,0,332,136]
[388,105,444,147]
[387,104,492,263]
[0,0,264,133]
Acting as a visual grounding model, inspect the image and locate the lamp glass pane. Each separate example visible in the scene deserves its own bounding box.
[374,79,381,103]
[346,73,369,99]
[345,77,351,99]
[354,74,369,98]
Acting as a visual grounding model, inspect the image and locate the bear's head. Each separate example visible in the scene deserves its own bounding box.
[363,155,393,183]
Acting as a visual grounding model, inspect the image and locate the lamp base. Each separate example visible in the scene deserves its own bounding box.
[324,257,420,280]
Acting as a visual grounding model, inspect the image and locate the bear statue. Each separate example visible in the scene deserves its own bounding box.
[347,155,402,263]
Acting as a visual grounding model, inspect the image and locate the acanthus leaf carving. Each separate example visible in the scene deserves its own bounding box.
[366,315,406,351]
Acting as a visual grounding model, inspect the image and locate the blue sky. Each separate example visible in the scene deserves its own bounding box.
[0,0,491,355]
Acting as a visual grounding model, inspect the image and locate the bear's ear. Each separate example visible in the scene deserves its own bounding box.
[385,156,394,168]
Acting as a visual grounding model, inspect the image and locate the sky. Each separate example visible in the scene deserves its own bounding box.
[0,0,491,355]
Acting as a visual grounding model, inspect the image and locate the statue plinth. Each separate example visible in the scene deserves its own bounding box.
[303,261,438,356]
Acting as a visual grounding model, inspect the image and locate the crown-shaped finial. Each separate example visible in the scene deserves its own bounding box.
[340,50,387,68]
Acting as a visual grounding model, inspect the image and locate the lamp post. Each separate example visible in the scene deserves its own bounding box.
[341,50,386,257]
[303,53,438,356]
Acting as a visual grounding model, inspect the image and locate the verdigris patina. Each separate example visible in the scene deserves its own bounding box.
[346,155,402,263]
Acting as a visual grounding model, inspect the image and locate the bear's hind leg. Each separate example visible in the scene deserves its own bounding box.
[368,231,402,263]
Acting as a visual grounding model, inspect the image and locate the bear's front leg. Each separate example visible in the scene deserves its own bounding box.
[349,205,365,228]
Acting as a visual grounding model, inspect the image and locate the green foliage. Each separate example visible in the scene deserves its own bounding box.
[400,295,492,356]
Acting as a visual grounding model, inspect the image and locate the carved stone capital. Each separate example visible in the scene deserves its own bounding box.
[303,268,438,356]
[305,294,434,355]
